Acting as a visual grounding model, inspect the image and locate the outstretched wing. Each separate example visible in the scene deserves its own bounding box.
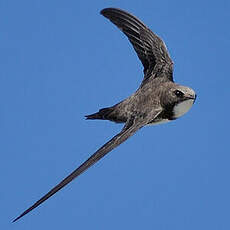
[13,111,162,222]
[101,8,174,82]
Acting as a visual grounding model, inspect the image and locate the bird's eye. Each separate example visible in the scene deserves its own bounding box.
[174,90,184,98]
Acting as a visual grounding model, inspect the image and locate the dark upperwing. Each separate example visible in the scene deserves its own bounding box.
[101,8,174,82]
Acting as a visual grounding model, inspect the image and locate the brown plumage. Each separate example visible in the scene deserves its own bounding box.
[13,8,196,222]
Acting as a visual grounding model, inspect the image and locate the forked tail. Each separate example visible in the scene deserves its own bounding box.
[85,107,114,120]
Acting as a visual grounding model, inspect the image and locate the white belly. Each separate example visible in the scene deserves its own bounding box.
[147,118,169,126]
[148,99,194,126]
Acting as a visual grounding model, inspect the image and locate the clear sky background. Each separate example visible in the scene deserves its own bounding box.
[1,0,229,229]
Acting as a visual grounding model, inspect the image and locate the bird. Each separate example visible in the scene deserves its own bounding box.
[13,7,196,222]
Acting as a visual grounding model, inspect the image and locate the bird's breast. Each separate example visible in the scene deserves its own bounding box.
[172,99,194,119]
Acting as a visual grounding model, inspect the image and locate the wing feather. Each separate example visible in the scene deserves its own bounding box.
[13,115,157,222]
[101,8,174,81]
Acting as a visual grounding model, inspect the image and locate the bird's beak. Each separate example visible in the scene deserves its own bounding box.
[193,94,197,103]
[185,94,197,103]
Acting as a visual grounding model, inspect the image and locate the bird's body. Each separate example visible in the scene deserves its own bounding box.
[86,79,195,125]
[13,8,196,222]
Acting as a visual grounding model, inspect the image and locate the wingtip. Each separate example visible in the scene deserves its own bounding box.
[100,7,121,16]
[100,8,111,16]
[12,210,30,222]
[12,215,21,223]
[100,8,106,15]
[12,206,34,223]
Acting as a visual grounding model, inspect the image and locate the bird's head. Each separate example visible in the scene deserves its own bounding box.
[161,83,196,119]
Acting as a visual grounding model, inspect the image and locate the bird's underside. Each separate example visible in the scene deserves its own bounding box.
[13,8,196,222]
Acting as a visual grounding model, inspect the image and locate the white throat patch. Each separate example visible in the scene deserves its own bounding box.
[173,99,194,118]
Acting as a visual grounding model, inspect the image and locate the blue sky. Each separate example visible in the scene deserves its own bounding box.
[1,0,230,229]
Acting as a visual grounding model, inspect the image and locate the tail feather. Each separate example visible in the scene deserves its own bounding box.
[85,106,126,123]
[85,107,113,120]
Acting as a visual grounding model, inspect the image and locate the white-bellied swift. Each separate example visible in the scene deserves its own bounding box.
[13,8,196,222]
